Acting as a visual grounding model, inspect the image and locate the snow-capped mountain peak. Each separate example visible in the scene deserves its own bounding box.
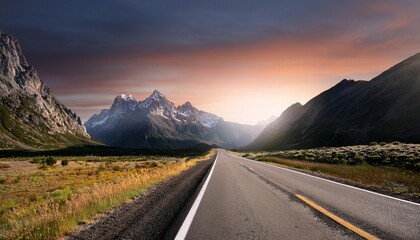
[86,90,222,131]
[182,101,193,108]
[150,89,166,100]
[110,94,137,115]
[178,101,196,117]
[137,90,173,110]
[120,94,135,101]
[85,89,264,149]
[176,101,220,127]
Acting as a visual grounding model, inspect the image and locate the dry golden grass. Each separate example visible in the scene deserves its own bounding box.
[255,157,420,198]
[0,151,214,240]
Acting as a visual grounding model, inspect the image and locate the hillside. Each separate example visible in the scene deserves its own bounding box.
[0,31,91,149]
[248,53,420,150]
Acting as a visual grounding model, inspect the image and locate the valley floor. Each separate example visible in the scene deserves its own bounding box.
[0,150,214,240]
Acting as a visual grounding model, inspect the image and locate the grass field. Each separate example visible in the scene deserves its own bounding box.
[235,143,420,201]
[0,150,214,240]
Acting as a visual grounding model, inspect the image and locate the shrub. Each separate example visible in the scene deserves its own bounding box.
[30,158,41,164]
[61,160,69,166]
[353,155,365,163]
[29,194,38,202]
[0,199,18,214]
[112,165,122,171]
[45,157,56,166]
[0,162,11,169]
[50,187,73,204]
[97,164,106,172]
[365,154,382,165]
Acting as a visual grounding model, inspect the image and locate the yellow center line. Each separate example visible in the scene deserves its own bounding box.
[295,194,379,240]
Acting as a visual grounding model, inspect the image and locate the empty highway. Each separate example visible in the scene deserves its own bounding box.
[174,149,420,240]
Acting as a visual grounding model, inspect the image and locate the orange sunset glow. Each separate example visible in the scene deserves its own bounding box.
[2,0,419,124]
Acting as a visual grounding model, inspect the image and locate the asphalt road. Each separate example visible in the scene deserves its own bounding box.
[174,149,420,240]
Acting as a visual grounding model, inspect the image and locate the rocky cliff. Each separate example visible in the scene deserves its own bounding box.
[0,31,90,149]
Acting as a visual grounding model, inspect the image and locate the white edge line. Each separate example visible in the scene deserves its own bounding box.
[229,152,420,206]
[175,152,219,240]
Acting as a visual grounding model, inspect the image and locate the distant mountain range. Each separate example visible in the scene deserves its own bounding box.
[1,31,419,151]
[248,53,420,150]
[0,31,91,149]
[85,90,265,149]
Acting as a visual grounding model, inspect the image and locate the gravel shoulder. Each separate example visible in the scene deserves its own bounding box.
[67,156,215,240]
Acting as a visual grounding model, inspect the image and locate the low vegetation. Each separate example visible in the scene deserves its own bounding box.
[236,143,420,201]
[244,142,420,170]
[0,150,214,239]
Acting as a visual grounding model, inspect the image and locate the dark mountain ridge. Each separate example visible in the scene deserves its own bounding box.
[248,53,420,150]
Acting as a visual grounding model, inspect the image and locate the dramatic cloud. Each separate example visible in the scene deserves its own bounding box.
[1,0,419,124]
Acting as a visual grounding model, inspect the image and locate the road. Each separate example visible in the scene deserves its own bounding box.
[174,149,420,240]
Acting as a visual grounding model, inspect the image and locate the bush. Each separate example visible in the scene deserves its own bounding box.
[0,199,18,214]
[30,158,42,164]
[353,155,365,164]
[29,194,38,202]
[45,157,56,166]
[365,154,382,165]
[112,165,122,171]
[51,187,73,204]
[61,160,69,166]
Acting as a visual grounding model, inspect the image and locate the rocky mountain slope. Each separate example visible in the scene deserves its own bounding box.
[248,53,420,150]
[85,90,263,149]
[0,31,90,149]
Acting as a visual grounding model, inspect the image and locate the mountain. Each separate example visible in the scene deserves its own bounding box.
[0,31,90,149]
[256,115,277,127]
[85,90,263,149]
[248,53,420,150]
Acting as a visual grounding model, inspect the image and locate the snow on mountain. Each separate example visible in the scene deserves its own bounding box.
[91,116,109,128]
[176,101,220,127]
[85,90,264,149]
[120,94,135,101]
[198,114,220,128]
[86,90,221,129]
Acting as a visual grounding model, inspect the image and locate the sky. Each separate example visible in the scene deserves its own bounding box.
[1,0,420,124]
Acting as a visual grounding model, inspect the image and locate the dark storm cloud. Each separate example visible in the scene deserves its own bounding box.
[2,0,409,61]
[1,0,418,73]
[1,0,419,123]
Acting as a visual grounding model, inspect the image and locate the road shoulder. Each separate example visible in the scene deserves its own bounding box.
[67,155,215,240]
